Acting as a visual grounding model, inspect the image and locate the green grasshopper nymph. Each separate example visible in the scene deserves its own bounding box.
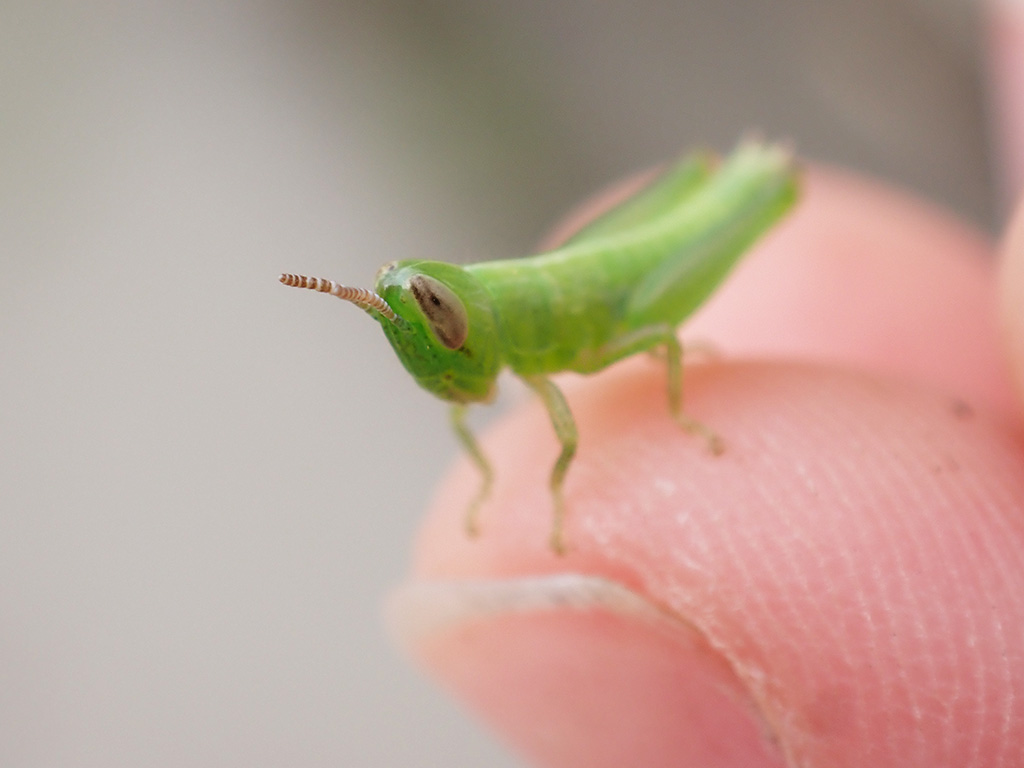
[280,141,799,554]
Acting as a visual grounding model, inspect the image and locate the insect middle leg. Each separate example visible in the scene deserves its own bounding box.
[521,375,578,555]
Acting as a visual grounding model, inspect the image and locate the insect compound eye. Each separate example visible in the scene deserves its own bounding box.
[407,274,469,349]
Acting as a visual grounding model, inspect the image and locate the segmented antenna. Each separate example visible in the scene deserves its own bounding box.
[279,273,398,323]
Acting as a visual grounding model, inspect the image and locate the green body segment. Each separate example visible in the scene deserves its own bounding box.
[465,142,797,377]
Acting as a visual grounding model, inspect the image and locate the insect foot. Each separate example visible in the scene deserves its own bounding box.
[548,494,569,556]
[463,495,484,539]
[676,413,725,456]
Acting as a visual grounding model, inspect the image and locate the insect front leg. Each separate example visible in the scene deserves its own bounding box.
[521,375,578,555]
[450,404,494,537]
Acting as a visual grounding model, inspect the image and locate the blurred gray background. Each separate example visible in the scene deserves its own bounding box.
[0,1,992,765]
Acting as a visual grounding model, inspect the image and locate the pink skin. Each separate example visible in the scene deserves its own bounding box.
[390,12,1024,766]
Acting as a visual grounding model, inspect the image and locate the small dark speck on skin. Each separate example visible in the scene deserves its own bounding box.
[930,455,961,474]
[950,398,975,420]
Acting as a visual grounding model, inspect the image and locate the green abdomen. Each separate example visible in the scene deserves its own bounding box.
[464,142,798,377]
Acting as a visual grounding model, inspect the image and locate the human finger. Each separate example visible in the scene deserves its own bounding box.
[393,363,1024,767]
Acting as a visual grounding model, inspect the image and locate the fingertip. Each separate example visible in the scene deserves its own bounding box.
[397,158,1024,765]
[400,363,1024,766]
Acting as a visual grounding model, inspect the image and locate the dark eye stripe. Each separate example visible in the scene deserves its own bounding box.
[409,275,469,349]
